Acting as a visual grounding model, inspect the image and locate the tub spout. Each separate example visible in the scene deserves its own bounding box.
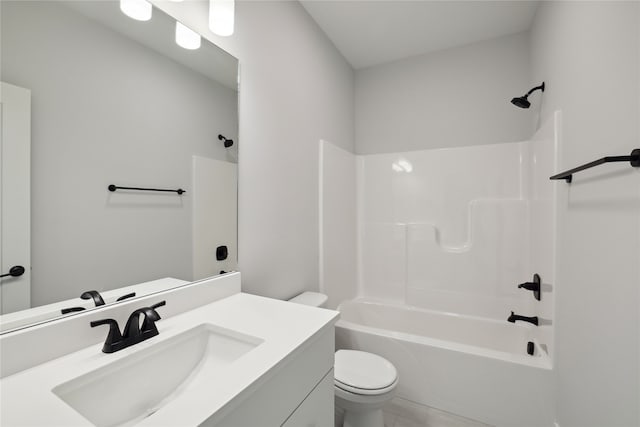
[507,311,538,326]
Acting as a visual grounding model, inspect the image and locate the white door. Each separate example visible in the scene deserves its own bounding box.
[0,82,31,314]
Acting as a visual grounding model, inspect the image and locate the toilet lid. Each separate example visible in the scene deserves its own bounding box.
[334,350,397,391]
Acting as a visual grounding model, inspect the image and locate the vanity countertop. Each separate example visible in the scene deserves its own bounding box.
[0,292,339,426]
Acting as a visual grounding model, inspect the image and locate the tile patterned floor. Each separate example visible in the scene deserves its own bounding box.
[336,397,492,427]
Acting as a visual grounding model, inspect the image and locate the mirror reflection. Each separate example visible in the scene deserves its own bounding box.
[0,0,239,332]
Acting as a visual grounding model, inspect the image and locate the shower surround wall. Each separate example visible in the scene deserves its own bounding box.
[320,112,558,357]
[357,129,556,352]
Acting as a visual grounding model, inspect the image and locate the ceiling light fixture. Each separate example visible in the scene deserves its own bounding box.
[209,0,235,37]
[175,22,201,50]
[120,0,152,21]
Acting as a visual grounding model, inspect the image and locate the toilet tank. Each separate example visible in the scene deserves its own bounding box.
[288,292,328,308]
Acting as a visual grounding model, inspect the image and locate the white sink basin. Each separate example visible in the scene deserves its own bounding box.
[52,324,263,427]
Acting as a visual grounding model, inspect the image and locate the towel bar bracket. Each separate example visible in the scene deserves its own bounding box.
[631,148,640,167]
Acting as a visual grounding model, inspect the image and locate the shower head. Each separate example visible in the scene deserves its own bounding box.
[511,96,531,109]
[218,134,233,148]
[511,82,545,109]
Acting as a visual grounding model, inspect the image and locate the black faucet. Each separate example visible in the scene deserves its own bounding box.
[90,301,166,353]
[63,292,136,315]
[81,290,105,307]
[507,311,539,326]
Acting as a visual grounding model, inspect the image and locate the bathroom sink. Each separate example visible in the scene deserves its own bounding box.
[52,324,263,427]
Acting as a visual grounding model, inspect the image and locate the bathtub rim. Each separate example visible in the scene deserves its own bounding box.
[336,298,553,370]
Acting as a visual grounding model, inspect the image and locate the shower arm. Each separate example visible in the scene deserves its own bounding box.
[526,83,545,96]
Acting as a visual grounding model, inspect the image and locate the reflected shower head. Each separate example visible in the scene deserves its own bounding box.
[511,96,531,109]
[218,134,233,148]
[511,82,545,109]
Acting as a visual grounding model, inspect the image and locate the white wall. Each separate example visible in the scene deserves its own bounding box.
[355,32,532,154]
[530,2,640,426]
[1,1,238,306]
[152,1,355,299]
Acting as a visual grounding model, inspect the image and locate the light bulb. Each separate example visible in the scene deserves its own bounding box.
[120,0,152,21]
[209,0,234,37]
[175,22,201,50]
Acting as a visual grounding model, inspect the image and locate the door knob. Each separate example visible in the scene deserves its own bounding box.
[0,265,25,278]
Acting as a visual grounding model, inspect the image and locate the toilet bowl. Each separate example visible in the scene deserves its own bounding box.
[334,349,398,427]
[288,292,399,427]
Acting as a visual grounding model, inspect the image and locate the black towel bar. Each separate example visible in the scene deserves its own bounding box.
[108,184,185,195]
[549,148,640,183]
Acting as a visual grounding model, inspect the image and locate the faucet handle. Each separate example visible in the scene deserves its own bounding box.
[116,292,136,302]
[141,301,166,335]
[90,318,123,353]
[61,306,86,315]
[150,300,166,310]
[517,274,541,301]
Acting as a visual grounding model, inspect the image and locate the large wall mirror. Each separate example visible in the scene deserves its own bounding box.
[0,0,239,332]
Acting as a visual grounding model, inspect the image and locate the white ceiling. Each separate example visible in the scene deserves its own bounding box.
[300,0,540,69]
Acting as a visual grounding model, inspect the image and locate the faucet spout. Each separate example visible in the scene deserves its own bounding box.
[81,290,105,307]
[91,301,166,353]
[123,307,161,339]
[507,311,539,326]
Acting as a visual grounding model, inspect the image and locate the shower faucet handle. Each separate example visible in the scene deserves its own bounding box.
[517,274,541,301]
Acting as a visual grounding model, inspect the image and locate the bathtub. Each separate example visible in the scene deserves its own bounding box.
[335,299,554,427]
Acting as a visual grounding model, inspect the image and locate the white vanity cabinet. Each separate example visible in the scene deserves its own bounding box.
[281,371,334,427]
[0,277,339,427]
[208,325,335,427]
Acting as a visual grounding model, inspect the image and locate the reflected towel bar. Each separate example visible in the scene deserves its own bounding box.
[108,184,186,195]
[550,148,640,183]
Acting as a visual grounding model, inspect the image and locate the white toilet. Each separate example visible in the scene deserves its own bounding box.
[289,292,399,427]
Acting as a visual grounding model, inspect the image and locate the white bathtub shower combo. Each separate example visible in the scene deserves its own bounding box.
[335,299,553,426]
[320,113,561,426]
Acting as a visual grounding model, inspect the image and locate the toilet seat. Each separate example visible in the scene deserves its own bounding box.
[334,350,398,396]
[335,377,398,396]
